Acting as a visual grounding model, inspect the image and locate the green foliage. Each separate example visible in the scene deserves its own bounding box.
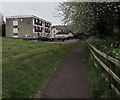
[73,32,85,39]
[0,13,5,37]
[2,21,6,37]
[87,37,120,60]
[83,43,119,98]
[58,2,120,38]
[2,37,76,98]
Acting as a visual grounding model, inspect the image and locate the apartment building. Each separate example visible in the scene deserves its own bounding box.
[6,15,51,38]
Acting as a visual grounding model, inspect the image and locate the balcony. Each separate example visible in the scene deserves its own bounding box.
[45,28,50,33]
[34,26,42,32]
[45,22,51,28]
[34,19,42,26]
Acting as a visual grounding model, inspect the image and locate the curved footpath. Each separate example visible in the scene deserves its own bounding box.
[36,40,90,98]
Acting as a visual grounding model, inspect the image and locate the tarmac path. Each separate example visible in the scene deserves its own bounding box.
[36,40,90,98]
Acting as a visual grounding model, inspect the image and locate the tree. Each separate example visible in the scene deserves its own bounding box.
[58,1,120,39]
[0,13,2,36]
[2,20,6,37]
[0,13,6,37]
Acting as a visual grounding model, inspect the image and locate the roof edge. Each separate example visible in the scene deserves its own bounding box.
[6,15,51,24]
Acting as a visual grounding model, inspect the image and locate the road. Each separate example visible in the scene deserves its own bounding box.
[32,39,79,44]
[47,39,79,44]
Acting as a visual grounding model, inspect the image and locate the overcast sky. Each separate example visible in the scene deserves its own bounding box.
[1,2,64,25]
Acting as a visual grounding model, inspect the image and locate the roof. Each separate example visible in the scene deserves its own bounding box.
[56,31,70,34]
[52,25,67,30]
[6,15,51,24]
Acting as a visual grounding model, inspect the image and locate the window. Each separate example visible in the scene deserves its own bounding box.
[38,20,42,26]
[40,27,42,32]
[36,26,38,31]
[13,28,18,33]
[36,19,38,23]
[34,26,37,32]
[53,30,55,33]
[34,18,36,24]
[34,26,39,32]
[33,27,34,32]
[13,20,18,25]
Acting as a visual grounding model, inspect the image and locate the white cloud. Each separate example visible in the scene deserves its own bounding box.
[1,0,67,2]
[1,0,119,2]
[2,2,64,25]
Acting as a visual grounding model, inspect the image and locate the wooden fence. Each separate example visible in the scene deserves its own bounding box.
[87,43,120,96]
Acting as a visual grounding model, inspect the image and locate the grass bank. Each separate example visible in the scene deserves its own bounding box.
[2,38,77,98]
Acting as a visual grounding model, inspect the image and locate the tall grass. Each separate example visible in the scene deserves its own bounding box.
[83,42,119,98]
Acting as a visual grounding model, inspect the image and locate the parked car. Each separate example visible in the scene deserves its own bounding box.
[38,36,54,41]
[23,34,36,40]
[56,36,66,42]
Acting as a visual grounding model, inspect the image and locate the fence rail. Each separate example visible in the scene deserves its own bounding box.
[89,44,120,67]
[88,43,120,96]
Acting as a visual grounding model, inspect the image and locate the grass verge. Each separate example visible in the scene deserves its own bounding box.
[83,42,119,98]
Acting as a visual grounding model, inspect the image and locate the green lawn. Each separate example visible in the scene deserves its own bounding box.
[2,37,77,98]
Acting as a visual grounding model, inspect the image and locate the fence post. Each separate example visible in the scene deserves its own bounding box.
[107,52,113,97]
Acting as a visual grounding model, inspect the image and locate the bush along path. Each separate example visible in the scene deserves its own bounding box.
[35,40,90,98]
